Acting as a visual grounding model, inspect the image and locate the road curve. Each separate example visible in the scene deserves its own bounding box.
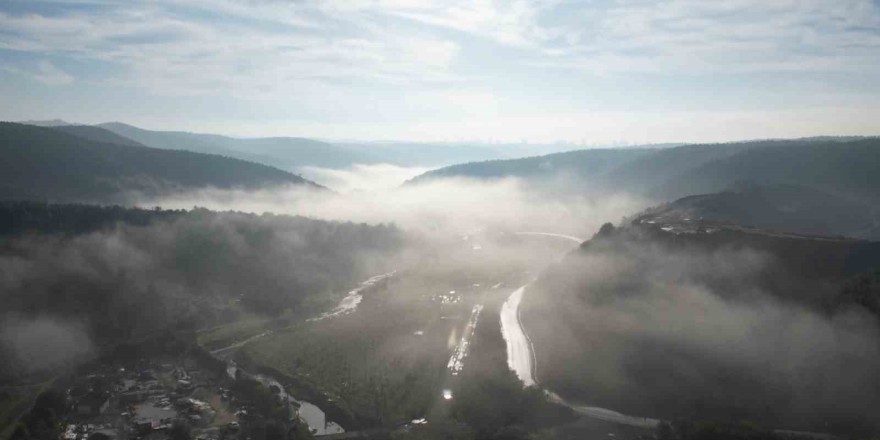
[514,231,584,244]
[501,231,583,387]
[502,231,661,428]
[499,284,536,386]
[504,231,840,437]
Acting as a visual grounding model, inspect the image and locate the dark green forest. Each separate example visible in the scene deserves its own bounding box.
[0,202,403,382]
[0,123,320,203]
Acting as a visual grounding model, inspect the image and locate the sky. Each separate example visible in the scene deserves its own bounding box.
[2,0,880,144]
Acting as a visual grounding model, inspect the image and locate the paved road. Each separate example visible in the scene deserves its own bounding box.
[499,284,536,386]
[501,231,582,386]
[503,231,662,428]
[503,231,842,437]
[514,231,584,243]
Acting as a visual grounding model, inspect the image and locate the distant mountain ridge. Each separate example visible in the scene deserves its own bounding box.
[410,137,880,201]
[96,122,595,170]
[53,124,148,147]
[18,120,678,172]
[0,122,321,203]
[407,148,653,186]
[17,119,71,127]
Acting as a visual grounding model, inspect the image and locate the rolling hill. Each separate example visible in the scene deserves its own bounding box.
[97,122,617,171]
[522,218,880,436]
[409,137,880,200]
[656,138,880,202]
[636,184,880,240]
[52,124,149,147]
[407,148,653,186]
[0,122,320,203]
[98,122,382,169]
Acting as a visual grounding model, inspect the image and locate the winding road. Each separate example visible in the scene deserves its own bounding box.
[499,284,537,386]
[502,231,661,429]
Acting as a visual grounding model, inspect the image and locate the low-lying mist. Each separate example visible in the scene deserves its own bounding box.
[297,164,433,193]
[0,208,403,380]
[0,316,94,377]
[133,171,649,241]
[526,229,880,434]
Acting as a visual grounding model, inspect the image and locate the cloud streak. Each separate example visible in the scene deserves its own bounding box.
[2,0,879,141]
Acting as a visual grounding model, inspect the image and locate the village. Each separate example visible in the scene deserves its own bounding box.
[26,339,313,440]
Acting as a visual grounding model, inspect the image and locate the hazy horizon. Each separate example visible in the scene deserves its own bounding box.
[4,3,880,439]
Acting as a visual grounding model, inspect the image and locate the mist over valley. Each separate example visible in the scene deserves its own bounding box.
[4,2,880,439]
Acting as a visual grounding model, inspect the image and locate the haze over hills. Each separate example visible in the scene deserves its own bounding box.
[6,1,880,439]
[3,121,880,439]
[97,122,601,171]
[97,122,378,170]
[656,139,880,202]
[641,184,880,240]
[14,120,668,177]
[524,220,880,437]
[52,124,149,148]
[411,137,880,201]
[0,122,320,203]
[407,148,653,189]
[16,119,72,127]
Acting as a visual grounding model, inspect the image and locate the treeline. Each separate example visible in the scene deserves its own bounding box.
[0,203,404,381]
[0,201,185,237]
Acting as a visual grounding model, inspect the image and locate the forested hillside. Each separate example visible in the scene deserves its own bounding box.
[523,222,880,437]
[0,123,320,203]
[407,148,651,186]
[51,125,148,147]
[410,137,880,204]
[657,138,880,202]
[639,184,880,240]
[0,202,403,381]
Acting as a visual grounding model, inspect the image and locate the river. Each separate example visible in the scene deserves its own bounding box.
[225,362,345,435]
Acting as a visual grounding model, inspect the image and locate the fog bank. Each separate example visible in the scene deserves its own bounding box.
[526,232,880,434]
[134,176,648,240]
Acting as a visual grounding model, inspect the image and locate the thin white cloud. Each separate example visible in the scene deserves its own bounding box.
[349,0,880,73]
[2,0,879,141]
[1,60,74,85]
[0,1,462,98]
[3,0,879,89]
[34,60,74,85]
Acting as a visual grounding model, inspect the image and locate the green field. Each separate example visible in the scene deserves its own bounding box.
[243,271,479,425]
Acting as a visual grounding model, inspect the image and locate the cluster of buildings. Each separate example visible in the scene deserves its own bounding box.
[58,357,232,440]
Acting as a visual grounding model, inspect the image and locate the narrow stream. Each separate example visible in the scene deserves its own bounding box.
[225,362,345,435]
[309,270,396,322]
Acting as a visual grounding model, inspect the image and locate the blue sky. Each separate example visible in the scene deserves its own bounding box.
[2,0,880,143]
